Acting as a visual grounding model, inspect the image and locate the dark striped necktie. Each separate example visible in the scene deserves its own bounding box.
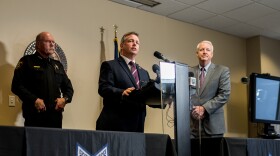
[200,67,205,88]
[129,61,140,89]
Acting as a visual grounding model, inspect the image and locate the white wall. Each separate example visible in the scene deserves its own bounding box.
[0,0,248,137]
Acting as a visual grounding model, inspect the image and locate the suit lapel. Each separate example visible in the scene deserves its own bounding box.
[200,63,215,95]
[136,63,143,80]
[136,64,147,88]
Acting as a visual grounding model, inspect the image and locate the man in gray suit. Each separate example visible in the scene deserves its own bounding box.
[190,40,231,138]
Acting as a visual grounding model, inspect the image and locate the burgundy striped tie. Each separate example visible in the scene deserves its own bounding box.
[200,67,205,88]
[129,61,140,89]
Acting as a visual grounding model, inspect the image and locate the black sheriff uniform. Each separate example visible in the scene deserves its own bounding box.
[12,52,74,128]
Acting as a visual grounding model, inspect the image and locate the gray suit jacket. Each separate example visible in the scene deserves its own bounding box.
[190,63,231,135]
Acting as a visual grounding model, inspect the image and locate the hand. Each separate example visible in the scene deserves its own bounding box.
[191,106,205,120]
[35,98,46,112]
[55,98,66,111]
[122,87,135,96]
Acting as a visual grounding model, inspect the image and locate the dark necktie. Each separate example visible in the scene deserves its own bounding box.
[200,67,205,88]
[129,61,140,89]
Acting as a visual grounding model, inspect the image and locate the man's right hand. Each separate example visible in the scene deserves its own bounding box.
[122,87,135,96]
[35,98,46,112]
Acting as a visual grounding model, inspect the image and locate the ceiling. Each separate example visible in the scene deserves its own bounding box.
[109,0,280,40]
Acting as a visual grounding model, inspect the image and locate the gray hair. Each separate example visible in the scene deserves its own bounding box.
[196,40,214,52]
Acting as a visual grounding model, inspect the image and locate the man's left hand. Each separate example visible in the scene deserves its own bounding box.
[55,98,66,111]
[191,106,205,120]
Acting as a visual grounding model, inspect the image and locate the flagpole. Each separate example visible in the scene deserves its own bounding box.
[99,26,106,111]
[100,26,104,40]
[113,24,118,38]
[113,24,119,60]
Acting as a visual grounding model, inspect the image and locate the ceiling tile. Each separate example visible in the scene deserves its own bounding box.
[175,0,207,5]
[196,15,239,30]
[254,0,280,11]
[219,23,262,38]
[224,3,277,22]
[168,6,216,23]
[195,0,253,14]
[246,12,280,33]
[108,0,280,40]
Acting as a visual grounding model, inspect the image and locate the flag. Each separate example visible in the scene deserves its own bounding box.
[100,37,106,63]
[100,27,105,111]
[114,36,119,60]
[100,27,106,63]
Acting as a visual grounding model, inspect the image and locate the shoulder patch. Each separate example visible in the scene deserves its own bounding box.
[15,61,23,70]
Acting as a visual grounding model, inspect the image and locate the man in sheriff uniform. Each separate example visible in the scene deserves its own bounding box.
[12,32,74,128]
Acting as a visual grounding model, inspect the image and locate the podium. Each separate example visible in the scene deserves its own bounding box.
[160,62,191,156]
[139,62,191,156]
[128,61,191,156]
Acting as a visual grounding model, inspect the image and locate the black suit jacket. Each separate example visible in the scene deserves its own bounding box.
[96,57,150,132]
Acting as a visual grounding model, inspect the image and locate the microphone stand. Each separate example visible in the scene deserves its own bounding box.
[197,69,202,156]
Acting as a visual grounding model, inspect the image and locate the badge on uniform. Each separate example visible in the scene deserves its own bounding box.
[54,64,59,70]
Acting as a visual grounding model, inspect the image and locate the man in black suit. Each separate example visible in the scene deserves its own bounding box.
[96,31,150,132]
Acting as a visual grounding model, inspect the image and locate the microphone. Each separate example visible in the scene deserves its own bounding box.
[152,64,160,83]
[189,71,194,77]
[189,71,197,111]
[189,72,196,88]
[154,51,170,62]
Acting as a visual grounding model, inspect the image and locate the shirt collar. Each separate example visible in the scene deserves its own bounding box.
[121,54,135,65]
[199,62,211,72]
